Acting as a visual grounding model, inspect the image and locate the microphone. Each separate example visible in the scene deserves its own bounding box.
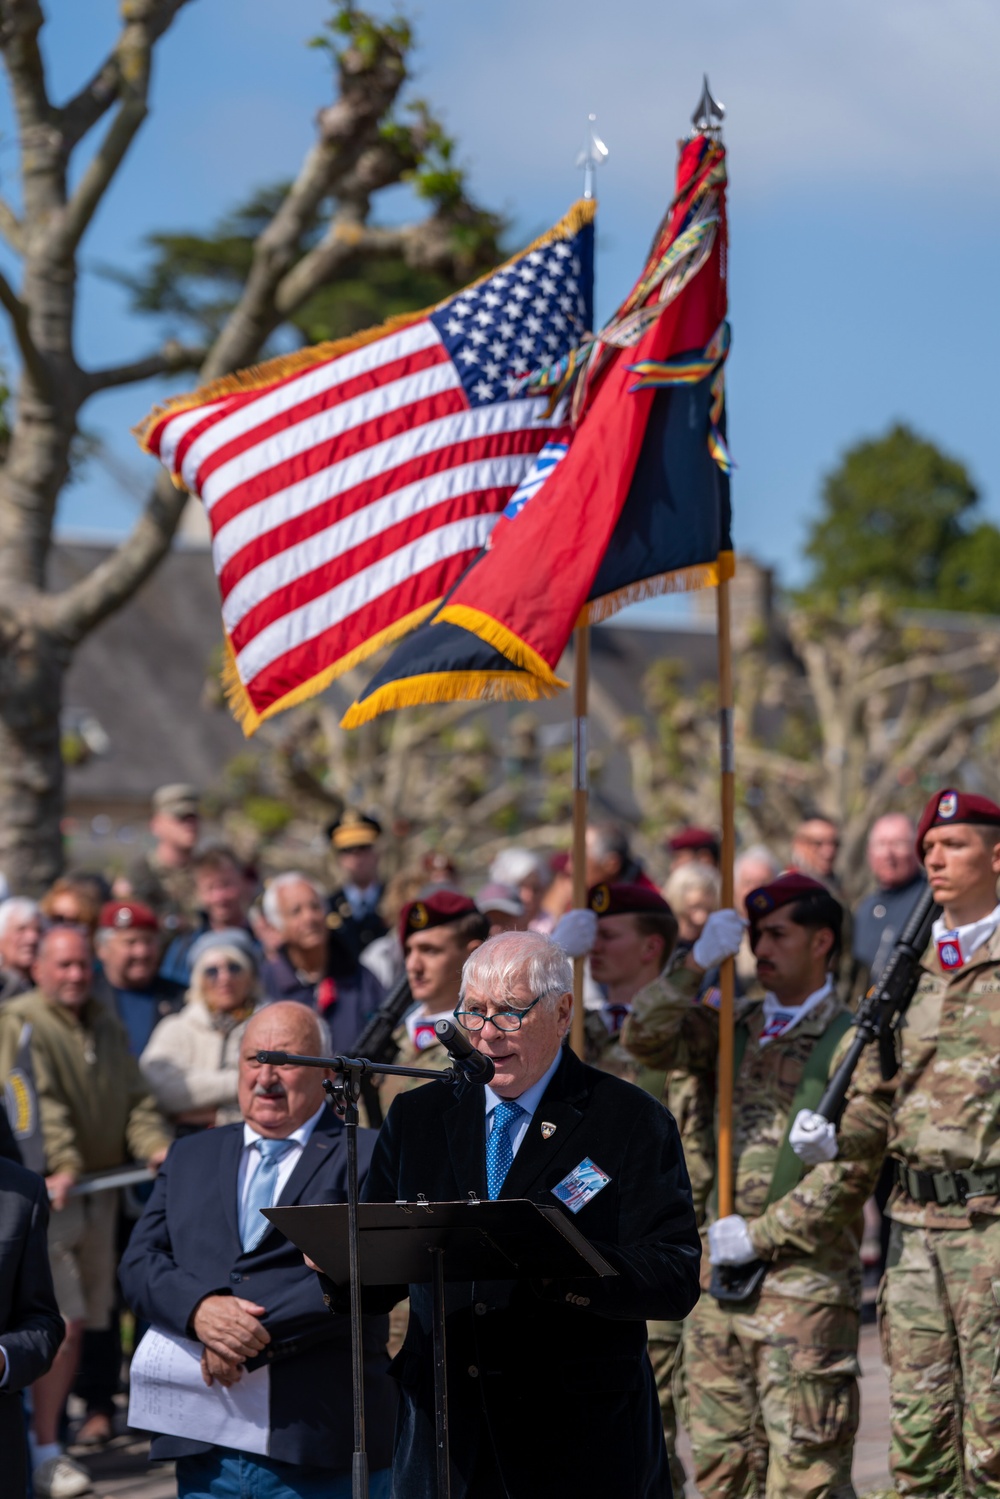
[434,1019,496,1084]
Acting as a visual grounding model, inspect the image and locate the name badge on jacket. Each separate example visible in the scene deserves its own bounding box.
[552,1158,611,1214]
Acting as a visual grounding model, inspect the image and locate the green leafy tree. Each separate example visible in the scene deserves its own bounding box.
[803,423,996,607]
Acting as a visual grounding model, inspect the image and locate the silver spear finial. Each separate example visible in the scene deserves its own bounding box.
[576,113,609,200]
[690,76,725,137]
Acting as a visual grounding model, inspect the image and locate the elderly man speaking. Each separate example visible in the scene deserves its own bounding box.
[120,1001,396,1499]
[360,930,701,1499]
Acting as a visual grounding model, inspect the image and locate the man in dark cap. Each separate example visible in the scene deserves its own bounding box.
[377,892,489,1112]
[623,873,891,1499]
[794,788,1000,1497]
[123,784,202,934]
[326,810,387,957]
[665,826,721,870]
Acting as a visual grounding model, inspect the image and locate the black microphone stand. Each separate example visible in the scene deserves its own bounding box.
[256,1043,491,1499]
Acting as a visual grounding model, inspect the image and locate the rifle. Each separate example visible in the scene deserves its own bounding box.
[349,969,413,1127]
[816,882,939,1124]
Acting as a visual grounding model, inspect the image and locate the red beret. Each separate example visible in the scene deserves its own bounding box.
[916,788,1000,857]
[745,871,836,922]
[588,882,673,918]
[549,851,570,875]
[98,900,158,933]
[400,890,479,943]
[666,825,719,853]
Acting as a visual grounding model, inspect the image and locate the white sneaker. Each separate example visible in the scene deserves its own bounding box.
[33,1454,93,1499]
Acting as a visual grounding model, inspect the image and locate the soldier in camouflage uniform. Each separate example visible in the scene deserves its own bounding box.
[801,789,1000,1496]
[378,890,489,1114]
[623,871,891,1499]
[584,880,701,1493]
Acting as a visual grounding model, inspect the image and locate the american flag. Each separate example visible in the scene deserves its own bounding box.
[139,202,594,732]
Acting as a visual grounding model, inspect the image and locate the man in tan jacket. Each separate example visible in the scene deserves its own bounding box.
[0,924,171,1498]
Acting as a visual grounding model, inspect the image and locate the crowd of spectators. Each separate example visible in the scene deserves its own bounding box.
[0,776,925,1498]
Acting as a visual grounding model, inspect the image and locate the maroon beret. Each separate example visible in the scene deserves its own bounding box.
[400,890,478,943]
[588,881,673,918]
[916,788,1000,857]
[666,825,719,853]
[745,871,835,922]
[98,900,158,933]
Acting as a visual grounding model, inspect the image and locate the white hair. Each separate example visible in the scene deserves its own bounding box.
[489,848,551,889]
[460,930,572,1011]
[663,863,721,911]
[262,872,325,931]
[0,897,41,940]
[734,845,781,882]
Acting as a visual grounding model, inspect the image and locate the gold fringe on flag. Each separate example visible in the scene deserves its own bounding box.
[340,666,563,729]
[134,198,597,458]
[582,550,735,626]
[220,600,442,737]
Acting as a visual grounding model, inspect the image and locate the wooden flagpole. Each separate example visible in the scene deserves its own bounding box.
[570,624,590,1058]
[716,574,737,1216]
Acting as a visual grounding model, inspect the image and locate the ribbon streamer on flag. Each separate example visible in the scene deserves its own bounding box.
[135,202,596,733]
[343,131,731,727]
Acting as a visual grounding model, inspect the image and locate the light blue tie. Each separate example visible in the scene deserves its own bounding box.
[241,1137,296,1251]
[486,1100,525,1200]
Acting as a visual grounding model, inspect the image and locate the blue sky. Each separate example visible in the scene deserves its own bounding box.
[9,0,1000,588]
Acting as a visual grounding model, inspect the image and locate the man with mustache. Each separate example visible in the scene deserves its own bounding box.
[119,1001,396,1499]
[624,872,891,1499]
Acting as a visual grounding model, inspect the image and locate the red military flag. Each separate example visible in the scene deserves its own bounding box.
[135,203,595,732]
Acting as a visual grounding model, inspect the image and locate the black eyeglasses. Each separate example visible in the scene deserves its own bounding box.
[453,994,545,1033]
[203,962,244,981]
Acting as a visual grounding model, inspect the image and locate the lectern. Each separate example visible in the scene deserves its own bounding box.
[267,1197,617,1499]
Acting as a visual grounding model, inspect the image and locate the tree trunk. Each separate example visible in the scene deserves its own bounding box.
[0,617,67,895]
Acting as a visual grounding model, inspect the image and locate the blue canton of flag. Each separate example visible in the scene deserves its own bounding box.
[429,227,594,408]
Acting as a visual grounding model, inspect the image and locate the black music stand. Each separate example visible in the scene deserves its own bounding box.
[267,1198,617,1499]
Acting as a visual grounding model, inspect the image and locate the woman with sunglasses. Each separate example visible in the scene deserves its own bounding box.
[139,929,261,1135]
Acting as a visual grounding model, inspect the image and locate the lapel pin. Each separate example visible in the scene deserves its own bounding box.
[541,1121,557,1140]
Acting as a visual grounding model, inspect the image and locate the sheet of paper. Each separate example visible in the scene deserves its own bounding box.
[128,1327,270,1455]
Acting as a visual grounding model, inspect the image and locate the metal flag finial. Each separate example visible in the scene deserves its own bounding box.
[691,75,725,137]
[576,113,609,200]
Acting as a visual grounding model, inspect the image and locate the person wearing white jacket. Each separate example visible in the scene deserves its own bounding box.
[140,929,261,1131]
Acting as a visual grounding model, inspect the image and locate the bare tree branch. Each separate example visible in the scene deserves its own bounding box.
[82,339,207,395]
[0,0,52,137]
[0,261,47,392]
[47,467,187,642]
[58,0,192,147]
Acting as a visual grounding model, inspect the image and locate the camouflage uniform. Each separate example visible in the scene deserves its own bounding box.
[629,974,718,1497]
[880,926,1000,1496]
[624,978,891,1499]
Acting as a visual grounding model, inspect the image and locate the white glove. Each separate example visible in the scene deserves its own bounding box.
[691,908,746,970]
[789,1108,839,1165]
[708,1214,757,1266]
[552,907,598,958]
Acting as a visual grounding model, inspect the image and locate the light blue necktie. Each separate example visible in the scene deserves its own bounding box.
[241,1137,296,1251]
[486,1100,525,1200]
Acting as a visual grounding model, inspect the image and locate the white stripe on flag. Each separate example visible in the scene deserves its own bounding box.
[221,455,533,632]
[192,359,462,505]
[160,321,442,483]
[235,515,497,685]
[211,398,554,573]
[157,401,228,471]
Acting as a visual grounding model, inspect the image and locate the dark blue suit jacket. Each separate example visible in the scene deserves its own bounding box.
[362,1046,702,1499]
[119,1106,396,1471]
[0,1158,64,1497]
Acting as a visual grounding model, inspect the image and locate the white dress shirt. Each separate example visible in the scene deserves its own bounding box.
[484,1045,565,1158]
[237,1102,326,1221]
[931,903,1000,965]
